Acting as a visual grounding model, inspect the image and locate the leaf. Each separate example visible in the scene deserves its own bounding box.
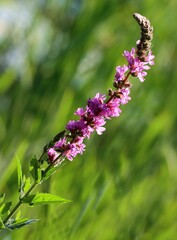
[43,130,66,152]
[42,159,67,181]
[0,193,5,204]
[22,193,71,206]
[0,217,5,230]
[29,156,42,183]
[5,218,39,230]
[23,177,31,194]
[18,175,30,198]
[0,202,12,215]
[15,210,21,220]
[53,130,66,142]
[17,157,23,192]
[42,165,56,181]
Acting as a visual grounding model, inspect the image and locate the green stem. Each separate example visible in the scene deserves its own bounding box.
[3,151,65,226]
[3,182,38,225]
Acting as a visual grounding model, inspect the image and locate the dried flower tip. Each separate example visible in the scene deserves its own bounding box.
[133,13,153,36]
[133,13,153,62]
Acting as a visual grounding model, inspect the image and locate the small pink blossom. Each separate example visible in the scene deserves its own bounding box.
[91,116,106,135]
[115,65,128,82]
[48,148,60,162]
[87,93,107,116]
[123,48,154,82]
[60,137,85,161]
[120,88,131,104]
[105,98,122,118]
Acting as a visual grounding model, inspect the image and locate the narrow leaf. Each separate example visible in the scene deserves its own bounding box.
[29,156,42,183]
[17,157,23,192]
[5,218,39,230]
[15,210,21,220]
[23,177,31,194]
[0,202,12,215]
[42,160,67,181]
[0,193,5,204]
[22,174,26,185]
[42,166,56,181]
[22,193,71,206]
[0,217,5,230]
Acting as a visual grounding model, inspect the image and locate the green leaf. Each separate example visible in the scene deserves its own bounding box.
[17,157,23,192]
[29,156,42,183]
[22,193,71,206]
[43,130,66,152]
[23,177,31,194]
[42,165,56,181]
[15,210,21,220]
[0,217,5,230]
[5,218,39,230]
[0,202,12,215]
[42,159,67,181]
[0,193,5,204]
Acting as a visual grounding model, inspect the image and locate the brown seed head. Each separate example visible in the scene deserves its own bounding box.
[133,13,153,61]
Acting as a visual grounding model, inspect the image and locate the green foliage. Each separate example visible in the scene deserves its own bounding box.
[29,156,42,183]
[0,217,5,230]
[22,176,31,194]
[22,193,71,206]
[0,202,12,216]
[5,218,39,231]
[1,0,177,239]
[41,165,56,181]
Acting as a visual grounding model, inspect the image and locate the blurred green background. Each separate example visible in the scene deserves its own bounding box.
[0,0,177,239]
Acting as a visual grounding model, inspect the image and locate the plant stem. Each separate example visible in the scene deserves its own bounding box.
[3,157,65,226]
[3,182,38,225]
[3,200,22,225]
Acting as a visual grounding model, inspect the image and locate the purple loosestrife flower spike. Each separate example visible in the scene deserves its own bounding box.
[47,13,155,165]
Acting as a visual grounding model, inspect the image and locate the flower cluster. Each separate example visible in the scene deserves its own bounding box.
[47,48,154,165]
[47,13,155,165]
[123,48,154,82]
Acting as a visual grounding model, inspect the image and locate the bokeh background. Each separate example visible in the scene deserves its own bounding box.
[1,0,177,239]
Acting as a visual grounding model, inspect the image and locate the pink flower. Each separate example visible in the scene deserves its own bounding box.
[66,119,86,135]
[123,48,154,82]
[54,137,67,148]
[105,98,122,118]
[145,51,155,65]
[115,65,128,82]
[75,108,86,117]
[87,93,107,116]
[64,137,85,161]
[91,116,106,135]
[48,137,86,162]
[120,88,131,105]
[48,148,60,162]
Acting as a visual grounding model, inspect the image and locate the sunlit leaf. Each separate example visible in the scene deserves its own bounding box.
[29,156,42,183]
[22,193,71,206]
[15,210,21,220]
[23,177,31,194]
